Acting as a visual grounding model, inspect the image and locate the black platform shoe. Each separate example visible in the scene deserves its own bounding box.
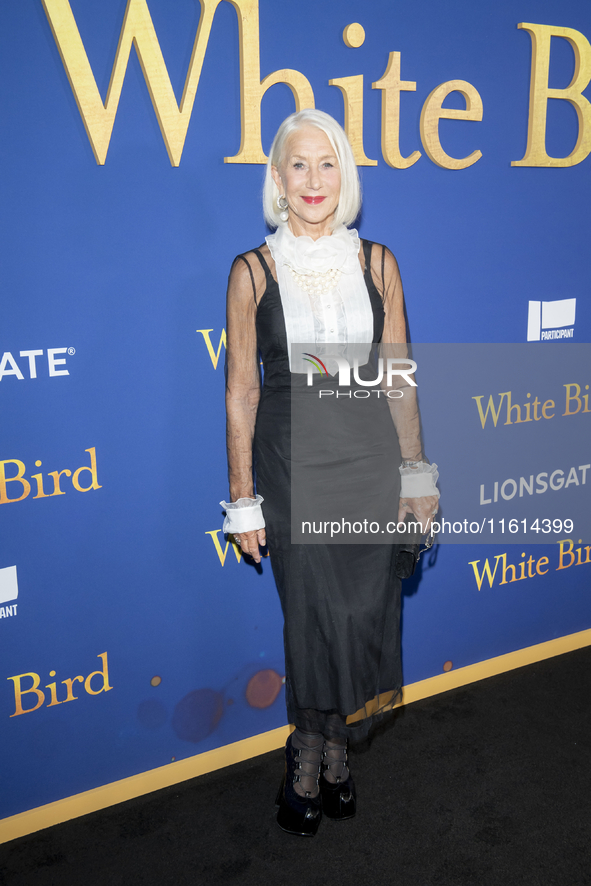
[276,734,322,836]
[320,743,357,821]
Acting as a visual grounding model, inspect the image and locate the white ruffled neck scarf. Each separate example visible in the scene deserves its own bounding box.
[269,222,361,276]
[266,223,373,373]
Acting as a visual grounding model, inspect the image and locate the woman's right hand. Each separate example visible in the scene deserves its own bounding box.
[233,527,267,563]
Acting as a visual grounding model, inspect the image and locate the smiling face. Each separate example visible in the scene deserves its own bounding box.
[271,126,341,239]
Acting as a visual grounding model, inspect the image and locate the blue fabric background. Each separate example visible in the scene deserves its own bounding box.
[1,0,589,819]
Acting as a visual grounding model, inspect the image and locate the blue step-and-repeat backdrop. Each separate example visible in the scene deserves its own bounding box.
[1,0,590,821]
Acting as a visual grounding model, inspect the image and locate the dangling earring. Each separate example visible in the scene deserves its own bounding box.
[277,194,289,223]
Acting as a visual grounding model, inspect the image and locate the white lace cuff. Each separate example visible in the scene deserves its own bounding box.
[220,495,265,533]
[399,462,440,498]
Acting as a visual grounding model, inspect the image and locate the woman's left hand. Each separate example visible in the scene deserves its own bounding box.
[398,495,439,535]
[232,527,266,564]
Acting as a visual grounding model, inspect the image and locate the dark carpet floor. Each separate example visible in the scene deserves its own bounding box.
[2,645,591,886]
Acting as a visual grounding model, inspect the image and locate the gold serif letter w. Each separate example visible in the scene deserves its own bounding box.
[42,0,315,166]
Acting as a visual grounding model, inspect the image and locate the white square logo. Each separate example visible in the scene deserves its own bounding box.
[0,566,18,604]
[527,299,576,341]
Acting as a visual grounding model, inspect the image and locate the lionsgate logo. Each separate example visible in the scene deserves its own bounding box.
[0,347,75,381]
[303,351,417,399]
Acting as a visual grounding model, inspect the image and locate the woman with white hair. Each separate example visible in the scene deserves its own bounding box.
[222,109,439,835]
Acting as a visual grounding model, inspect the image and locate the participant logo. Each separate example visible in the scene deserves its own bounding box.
[0,566,18,620]
[527,299,576,341]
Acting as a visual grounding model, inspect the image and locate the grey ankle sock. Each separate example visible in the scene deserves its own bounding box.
[323,737,349,784]
[290,729,323,798]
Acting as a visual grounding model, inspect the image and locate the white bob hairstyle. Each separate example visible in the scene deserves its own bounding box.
[262,109,361,230]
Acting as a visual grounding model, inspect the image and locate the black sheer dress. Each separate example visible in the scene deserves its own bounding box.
[225,238,423,741]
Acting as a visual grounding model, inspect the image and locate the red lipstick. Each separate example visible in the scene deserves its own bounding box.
[302,196,326,204]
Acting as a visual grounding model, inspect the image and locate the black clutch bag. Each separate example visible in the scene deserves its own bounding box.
[395,524,435,579]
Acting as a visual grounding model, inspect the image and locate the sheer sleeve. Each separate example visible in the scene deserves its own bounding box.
[225,253,265,501]
[369,244,426,464]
